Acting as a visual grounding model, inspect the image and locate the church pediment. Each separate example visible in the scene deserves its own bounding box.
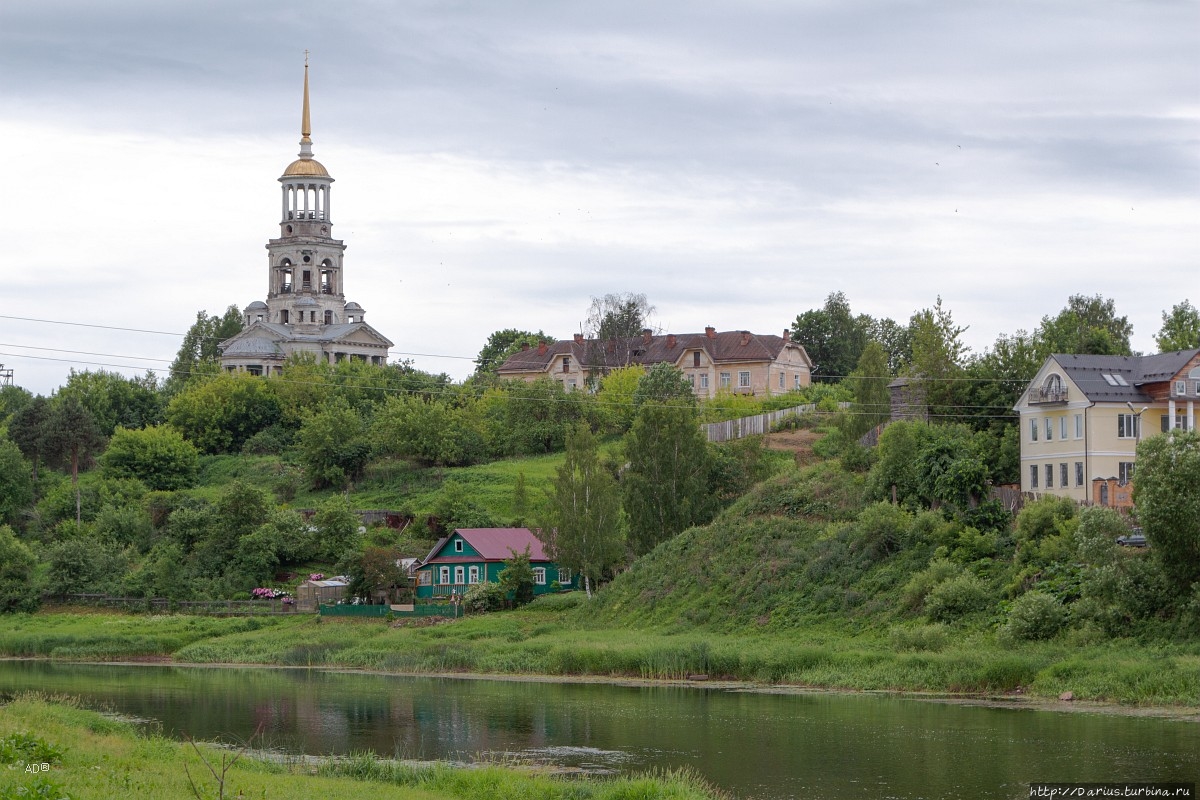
[327,322,393,348]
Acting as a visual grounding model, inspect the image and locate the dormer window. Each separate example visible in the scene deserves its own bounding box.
[562,356,571,373]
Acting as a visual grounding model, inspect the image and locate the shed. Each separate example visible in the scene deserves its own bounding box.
[296,578,349,612]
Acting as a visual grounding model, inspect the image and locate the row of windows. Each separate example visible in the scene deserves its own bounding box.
[423,566,570,586]
[1032,410,1196,444]
[1029,414,1083,442]
[1172,380,1200,397]
[1029,461,1134,489]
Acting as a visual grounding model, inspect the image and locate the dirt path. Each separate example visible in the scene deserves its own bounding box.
[762,428,822,466]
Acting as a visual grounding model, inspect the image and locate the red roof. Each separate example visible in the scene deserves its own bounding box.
[423,528,550,564]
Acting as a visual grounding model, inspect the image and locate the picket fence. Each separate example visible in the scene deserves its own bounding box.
[703,403,844,443]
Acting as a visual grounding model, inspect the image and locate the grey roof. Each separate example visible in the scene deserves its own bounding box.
[218,320,394,354]
[1050,349,1200,402]
[221,336,284,357]
[245,300,268,310]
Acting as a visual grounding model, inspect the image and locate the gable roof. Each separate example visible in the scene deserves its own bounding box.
[219,320,394,355]
[422,527,550,564]
[1045,349,1200,403]
[497,330,810,374]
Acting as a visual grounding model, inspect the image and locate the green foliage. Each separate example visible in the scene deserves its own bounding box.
[297,399,370,489]
[429,479,498,537]
[0,525,39,613]
[901,558,961,612]
[623,397,711,555]
[463,579,506,613]
[1155,300,1200,351]
[8,395,50,483]
[538,423,624,597]
[888,623,949,652]
[1134,429,1200,594]
[498,546,535,607]
[312,494,362,561]
[843,341,891,439]
[852,501,914,560]
[924,572,990,622]
[633,363,695,408]
[166,372,282,454]
[1001,591,1067,641]
[906,296,969,420]
[1035,293,1132,356]
[167,305,244,394]
[99,424,200,490]
[33,474,147,534]
[56,368,163,436]
[596,364,645,431]
[341,546,408,602]
[482,378,599,456]
[0,437,33,527]
[473,328,552,378]
[43,537,129,596]
[371,394,486,467]
[1014,495,1078,566]
[0,732,64,766]
[790,291,872,382]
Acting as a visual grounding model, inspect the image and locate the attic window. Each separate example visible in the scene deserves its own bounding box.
[1101,373,1119,386]
[454,539,463,553]
[1113,374,1128,386]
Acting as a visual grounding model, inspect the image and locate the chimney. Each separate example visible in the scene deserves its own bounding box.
[641,328,653,345]
[740,331,751,346]
[705,326,716,339]
[573,333,584,344]
[537,340,548,355]
[667,334,676,349]
[782,329,790,343]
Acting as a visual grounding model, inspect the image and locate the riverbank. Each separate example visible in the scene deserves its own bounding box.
[3,609,1199,708]
[0,694,723,800]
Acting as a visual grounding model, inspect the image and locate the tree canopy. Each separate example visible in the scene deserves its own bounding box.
[1154,300,1200,352]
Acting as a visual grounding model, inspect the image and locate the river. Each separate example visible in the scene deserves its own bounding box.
[2,661,1196,799]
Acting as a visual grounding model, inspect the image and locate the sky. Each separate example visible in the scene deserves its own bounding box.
[1,0,1197,396]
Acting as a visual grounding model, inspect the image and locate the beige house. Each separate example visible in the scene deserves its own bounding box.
[1014,349,1200,506]
[219,62,393,375]
[497,327,813,399]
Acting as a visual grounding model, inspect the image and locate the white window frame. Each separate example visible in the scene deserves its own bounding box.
[439,566,450,585]
[1075,462,1084,487]
[1060,417,1067,440]
[454,539,464,553]
[794,374,801,389]
[700,374,709,389]
[1030,464,1039,489]
[454,566,465,585]
[532,567,547,585]
[468,566,480,584]
[418,570,432,586]
[720,372,731,389]
[1074,414,1083,439]
[1117,413,1140,439]
[1119,462,1135,484]
[1175,380,1186,396]
[1059,463,1068,489]
[1045,464,1054,489]
[1030,418,1038,442]
[557,568,570,584]
[738,371,751,389]
[1045,418,1053,441]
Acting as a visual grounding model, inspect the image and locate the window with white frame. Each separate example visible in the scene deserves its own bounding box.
[1060,417,1067,439]
[794,374,801,389]
[688,374,696,387]
[1045,464,1054,488]
[418,570,432,586]
[532,567,546,585]
[738,371,751,388]
[700,374,709,389]
[1030,418,1038,442]
[439,566,450,585]
[1075,414,1083,439]
[720,372,731,388]
[454,566,465,585]
[1030,464,1039,489]
[1075,462,1084,487]
[1117,414,1140,439]
[779,372,785,389]
[468,566,480,584]
[557,568,570,584]
[1059,463,1068,488]
[1045,418,1053,441]
[1176,414,1191,431]
[1175,381,1186,396]
[454,539,463,553]
[1119,462,1135,484]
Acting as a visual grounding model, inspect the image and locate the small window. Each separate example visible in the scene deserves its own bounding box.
[454,566,465,585]
[1194,381,1200,395]
[418,571,431,586]
[688,374,695,387]
[324,310,332,325]
[1030,418,1038,442]
[1119,462,1135,484]
[281,309,289,324]
[1074,414,1083,439]
[1117,414,1140,439]
[533,567,547,585]
[454,539,463,553]
[693,352,701,368]
[1060,417,1067,440]
[1030,464,1039,489]
[794,374,801,389]
[1045,464,1054,489]
[1075,462,1084,487]
[720,372,731,388]
[1175,381,1187,396]
[439,566,450,585]
[562,356,571,373]
[1060,463,1068,488]
[700,374,709,389]
[1045,418,1053,441]
[468,566,480,584]
[738,371,751,388]
[779,372,785,389]
[557,568,570,584]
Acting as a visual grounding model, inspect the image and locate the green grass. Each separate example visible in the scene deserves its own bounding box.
[0,695,724,800]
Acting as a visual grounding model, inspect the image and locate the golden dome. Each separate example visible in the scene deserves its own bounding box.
[282,157,330,178]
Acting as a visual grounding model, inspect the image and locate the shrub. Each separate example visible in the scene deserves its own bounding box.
[924,573,990,622]
[1001,590,1067,641]
[463,581,506,613]
[888,623,949,652]
[901,558,961,612]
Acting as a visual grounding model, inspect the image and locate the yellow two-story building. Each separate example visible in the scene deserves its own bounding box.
[1014,349,1200,507]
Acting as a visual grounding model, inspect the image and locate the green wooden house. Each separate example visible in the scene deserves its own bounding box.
[414,528,575,600]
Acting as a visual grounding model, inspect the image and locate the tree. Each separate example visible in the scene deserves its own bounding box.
[1133,430,1200,594]
[844,341,891,439]
[906,297,969,422]
[298,399,371,489]
[0,438,33,527]
[99,425,200,491]
[372,395,487,467]
[167,306,244,394]
[632,363,695,408]
[474,329,552,378]
[0,525,39,613]
[790,291,871,382]
[312,494,362,561]
[1035,294,1133,356]
[623,393,711,555]
[596,365,645,432]
[1155,300,1200,352]
[538,424,624,598]
[343,546,408,603]
[482,378,599,456]
[498,545,536,607]
[57,369,163,437]
[166,372,282,454]
[9,396,50,483]
[583,292,656,369]
[43,396,105,526]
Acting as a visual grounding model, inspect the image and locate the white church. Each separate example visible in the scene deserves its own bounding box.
[219,62,393,374]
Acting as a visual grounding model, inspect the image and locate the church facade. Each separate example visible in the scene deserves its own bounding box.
[219,63,393,375]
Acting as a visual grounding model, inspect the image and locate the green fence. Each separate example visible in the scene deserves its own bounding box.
[318,603,462,619]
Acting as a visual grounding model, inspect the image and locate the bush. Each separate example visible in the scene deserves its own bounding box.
[924,573,990,622]
[888,623,949,651]
[526,591,585,612]
[901,558,961,612]
[1001,590,1067,641]
[463,581,506,613]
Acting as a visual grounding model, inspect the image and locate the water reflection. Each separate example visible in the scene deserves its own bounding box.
[1,661,1196,800]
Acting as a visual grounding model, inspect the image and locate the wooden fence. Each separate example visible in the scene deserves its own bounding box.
[702,403,851,443]
[51,594,296,615]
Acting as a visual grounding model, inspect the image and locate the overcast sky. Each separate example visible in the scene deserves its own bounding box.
[1,0,1197,396]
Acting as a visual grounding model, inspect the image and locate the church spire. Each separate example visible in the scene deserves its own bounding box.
[299,51,313,157]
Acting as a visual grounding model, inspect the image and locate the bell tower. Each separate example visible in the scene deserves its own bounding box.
[264,55,347,331]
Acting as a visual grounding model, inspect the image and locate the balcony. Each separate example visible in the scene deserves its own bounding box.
[1029,386,1069,404]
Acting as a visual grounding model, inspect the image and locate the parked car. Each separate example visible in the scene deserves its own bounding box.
[1116,532,1147,548]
